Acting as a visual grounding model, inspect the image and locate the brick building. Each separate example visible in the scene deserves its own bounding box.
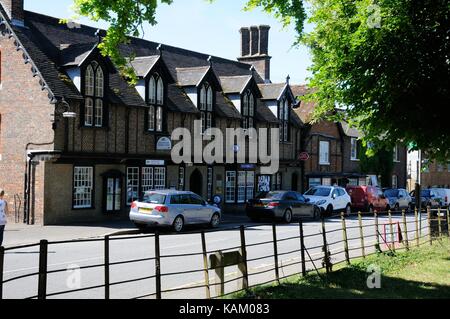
[0,1,305,224]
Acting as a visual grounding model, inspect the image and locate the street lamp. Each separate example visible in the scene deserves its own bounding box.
[56,98,77,119]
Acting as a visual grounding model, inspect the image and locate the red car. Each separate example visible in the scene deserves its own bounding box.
[346,185,390,213]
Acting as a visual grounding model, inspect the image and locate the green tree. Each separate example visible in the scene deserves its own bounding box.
[70,0,449,162]
[358,143,394,188]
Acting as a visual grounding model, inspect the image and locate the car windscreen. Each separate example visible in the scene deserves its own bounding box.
[384,189,399,197]
[256,191,285,200]
[305,187,331,197]
[142,193,166,204]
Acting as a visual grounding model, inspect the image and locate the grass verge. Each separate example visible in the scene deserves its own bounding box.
[232,238,450,299]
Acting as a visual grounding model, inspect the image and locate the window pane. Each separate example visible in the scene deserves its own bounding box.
[249,94,255,116]
[127,167,139,204]
[206,112,212,130]
[149,77,156,104]
[156,107,163,132]
[148,106,155,131]
[95,67,104,97]
[200,86,207,110]
[85,65,94,96]
[320,141,330,164]
[142,167,154,194]
[246,171,255,200]
[85,98,94,126]
[154,167,166,189]
[73,167,93,208]
[242,95,248,116]
[94,99,103,127]
[237,171,246,203]
[156,77,164,105]
[207,167,213,201]
[207,87,213,111]
[226,172,236,203]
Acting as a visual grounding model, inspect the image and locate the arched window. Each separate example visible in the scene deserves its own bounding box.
[279,97,290,142]
[84,61,105,127]
[199,83,214,133]
[242,90,255,130]
[147,74,164,132]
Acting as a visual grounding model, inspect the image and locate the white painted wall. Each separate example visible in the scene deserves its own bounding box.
[266,100,279,118]
[228,93,241,114]
[136,79,146,100]
[66,68,81,92]
[185,87,198,108]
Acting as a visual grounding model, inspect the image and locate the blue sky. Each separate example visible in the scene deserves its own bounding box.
[26,0,312,84]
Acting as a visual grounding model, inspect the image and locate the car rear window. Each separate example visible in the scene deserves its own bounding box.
[305,188,331,197]
[384,189,399,197]
[256,191,285,200]
[142,193,166,204]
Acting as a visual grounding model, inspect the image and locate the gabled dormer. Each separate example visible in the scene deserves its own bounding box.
[130,52,174,134]
[176,62,222,133]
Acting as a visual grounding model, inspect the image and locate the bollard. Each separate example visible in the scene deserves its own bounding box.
[321,218,330,273]
[341,213,350,265]
[358,212,366,258]
[402,210,409,251]
[414,208,420,247]
[239,226,249,290]
[155,231,162,299]
[272,224,280,284]
[104,235,110,299]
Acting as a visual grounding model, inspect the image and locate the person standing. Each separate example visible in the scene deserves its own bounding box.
[0,189,8,247]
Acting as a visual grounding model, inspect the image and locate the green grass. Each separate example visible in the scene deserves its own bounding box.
[232,238,450,299]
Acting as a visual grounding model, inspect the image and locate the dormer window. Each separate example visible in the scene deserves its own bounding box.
[279,97,290,142]
[199,83,214,133]
[147,74,164,132]
[84,61,105,127]
[242,90,255,130]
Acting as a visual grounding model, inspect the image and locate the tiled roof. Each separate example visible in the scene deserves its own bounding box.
[166,85,199,114]
[340,121,362,138]
[59,42,98,67]
[175,66,210,87]
[220,75,252,94]
[258,83,287,100]
[130,56,160,77]
[215,93,241,119]
[256,102,278,124]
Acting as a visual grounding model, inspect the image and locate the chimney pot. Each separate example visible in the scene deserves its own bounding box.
[240,27,250,57]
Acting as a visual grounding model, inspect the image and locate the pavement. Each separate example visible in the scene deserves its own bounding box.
[1,213,251,248]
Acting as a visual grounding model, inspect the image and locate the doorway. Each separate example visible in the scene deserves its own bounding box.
[190,169,203,196]
[291,173,299,192]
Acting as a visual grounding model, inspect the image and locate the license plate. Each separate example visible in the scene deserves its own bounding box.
[139,208,153,214]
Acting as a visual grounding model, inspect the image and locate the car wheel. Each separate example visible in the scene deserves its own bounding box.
[386,205,391,212]
[326,205,333,217]
[172,216,185,233]
[313,207,321,220]
[210,213,221,228]
[345,204,351,217]
[368,205,374,214]
[283,209,293,224]
[394,204,400,212]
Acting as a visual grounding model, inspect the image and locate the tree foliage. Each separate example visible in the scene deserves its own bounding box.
[70,0,449,162]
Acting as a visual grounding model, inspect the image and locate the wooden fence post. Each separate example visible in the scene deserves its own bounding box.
[37,240,48,300]
[299,221,306,277]
[427,207,432,245]
[358,212,366,258]
[414,208,420,246]
[200,231,211,299]
[0,246,4,300]
[239,226,249,290]
[402,210,409,251]
[447,208,450,237]
[388,210,395,252]
[437,207,442,239]
[272,224,280,284]
[374,211,380,248]
[321,218,330,273]
[154,231,162,299]
[104,235,110,299]
[341,213,350,265]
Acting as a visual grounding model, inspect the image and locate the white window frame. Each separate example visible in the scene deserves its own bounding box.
[319,141,330,165]
[126,167,140,205]
[207,167,213,201]
[393,145,400,162]
[73,166,94,209]
[154,167,166,190]
[392,175,398,188]
[350,138,359,161]
[225,171,236,203]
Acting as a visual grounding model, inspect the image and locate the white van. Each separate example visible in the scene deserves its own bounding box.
[431,188,450,208]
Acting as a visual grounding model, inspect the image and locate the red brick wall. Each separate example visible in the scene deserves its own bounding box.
[0,34,55,224]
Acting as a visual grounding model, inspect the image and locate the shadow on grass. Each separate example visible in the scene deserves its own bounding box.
[242,264,450,299]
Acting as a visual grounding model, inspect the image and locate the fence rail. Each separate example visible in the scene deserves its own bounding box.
[0,207,449,300]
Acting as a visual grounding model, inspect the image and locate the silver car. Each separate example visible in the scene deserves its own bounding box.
[130,190,221,232]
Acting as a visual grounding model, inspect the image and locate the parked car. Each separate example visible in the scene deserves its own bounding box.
[430,188,450,208]
[346,185,390,213]
[246,191,322,223]
[410,189,441,209]
[383,188,412,211]
[304,186,352,216]
[130,190,221,232]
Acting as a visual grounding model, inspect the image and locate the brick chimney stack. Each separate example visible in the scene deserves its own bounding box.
[238,25,272,83]
[0,0,25,26]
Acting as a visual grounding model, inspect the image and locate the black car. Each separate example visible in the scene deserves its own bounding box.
[246,191,321,223]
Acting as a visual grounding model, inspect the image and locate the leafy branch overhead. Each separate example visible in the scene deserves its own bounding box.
[69,0,449,163]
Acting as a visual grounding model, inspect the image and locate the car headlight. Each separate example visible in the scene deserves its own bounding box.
[316,200,327,205]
